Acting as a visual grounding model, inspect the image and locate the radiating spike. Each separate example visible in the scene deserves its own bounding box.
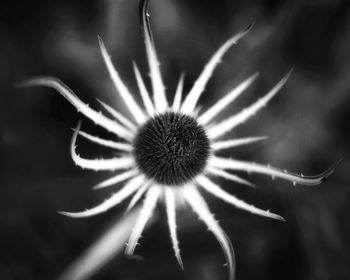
[172,73,185,111]
[141,0,168,112]
[59,175,145,218]
[183,186,235,280]
[78,130,133,151]
[165,187,183,269]
[126,183,150,212]
[210,156,342,186]
[180,23,253,114]
[197,176,284,221]
[192,106,202,117]
[133,62,155,116]
[211,136,267,151]
[125,186,161,256]
[71,122,134,171]
[93,169,139,190]
[207,166,255,188]
[208,70,292,139]
[98,36,146,124]
[18,77,133,140]
[97,99,137,132]
[199,73,259,125]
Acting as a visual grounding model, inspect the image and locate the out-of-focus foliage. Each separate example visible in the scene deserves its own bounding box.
[0,0,349,279]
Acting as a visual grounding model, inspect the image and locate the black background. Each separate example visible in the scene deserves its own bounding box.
[0,0,349,279]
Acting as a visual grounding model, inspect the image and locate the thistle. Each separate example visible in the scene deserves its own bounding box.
[19,0,340,279]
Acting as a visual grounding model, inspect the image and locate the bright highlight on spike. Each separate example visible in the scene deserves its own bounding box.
[197,176,285,221]
[165,187,183,269]
[126,182,151,212]
[181,23,254,114]
[210,157,341,186]
[97,99,137,131]
[70,122,134,171]
[93,169,139,190]
[125,186,160,256]
[172,73,185,111]
[60,175,145,218]
[78,130,133,152]
[18,77,133,140]
[20,0,340,279]
[98,36,147,124]
[212,136,267,151]
[199,73,259,125]
[208,70,292,139]
[133,62,155,116]
[141,0,168,112]
[183,186,235,280]
[207,166,255,188]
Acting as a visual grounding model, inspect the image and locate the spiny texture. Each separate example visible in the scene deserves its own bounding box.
[19,0,340,279]
[133,112,210,186]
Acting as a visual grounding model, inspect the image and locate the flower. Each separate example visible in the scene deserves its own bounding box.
[20,0,340,279]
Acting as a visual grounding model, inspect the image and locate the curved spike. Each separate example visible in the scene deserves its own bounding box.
[172,73,185,111]
[165,187,183,269]
[140,0,154,43]
[59,175,145,218]
[77,130,133,151]
[208,70,292,139]
[211,136,267,151]
[181,23,253,114]
[141,0,168,112]
[210,156,342,186]
[197,176,284,221]
[199,73,259,125]
[125,186,161,256]
[183,186,235,280]
[207,166,255,188]
[71,122,134,171]
[96,99,137,132]
[133,62,155,116]
[98,36,146,124]
[18,77,133,140]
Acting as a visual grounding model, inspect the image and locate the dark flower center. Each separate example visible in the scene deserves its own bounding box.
[133,112,210,186]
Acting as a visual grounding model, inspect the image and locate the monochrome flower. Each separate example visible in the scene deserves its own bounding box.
[20,0,339,279]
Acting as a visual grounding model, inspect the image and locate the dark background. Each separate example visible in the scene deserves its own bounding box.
[0,0,349,279]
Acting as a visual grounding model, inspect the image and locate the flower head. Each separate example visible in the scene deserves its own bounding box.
[20,0,340,279]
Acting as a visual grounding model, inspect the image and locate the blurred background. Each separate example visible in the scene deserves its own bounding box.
[0,0,349,279]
